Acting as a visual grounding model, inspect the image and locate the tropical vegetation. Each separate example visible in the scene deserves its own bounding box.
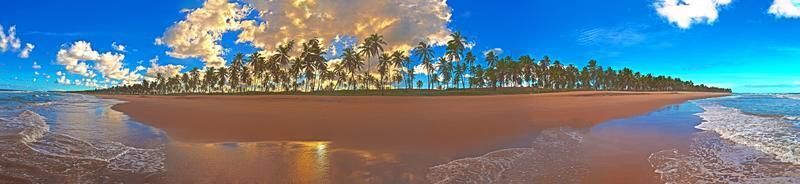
[86,32,731,95]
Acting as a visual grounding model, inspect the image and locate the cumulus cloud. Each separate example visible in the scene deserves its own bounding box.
[654,0,732,29]
[145,59,186,81]
[111,42,127,52]
[159,0,453,68]
[56,41,142,84]
[157,0,250,68]
[769,0,800,18]
[0,24,35,58]
[19,43,34,58]
[238,0,452,52]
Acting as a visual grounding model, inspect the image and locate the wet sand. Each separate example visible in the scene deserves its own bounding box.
[97,91,728,183]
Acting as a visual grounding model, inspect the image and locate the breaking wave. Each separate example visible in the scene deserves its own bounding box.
[649,100,800,183]
[0,110,165,183]
[694,103,799,165]
[427,128,587,184]
[774,94,800,100]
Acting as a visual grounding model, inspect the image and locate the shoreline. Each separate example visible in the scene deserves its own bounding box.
[94,91,727,183]
[95,91,727,147]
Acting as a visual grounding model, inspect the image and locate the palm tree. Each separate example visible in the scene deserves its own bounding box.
[446,32,466,89]
[464,52,476,88]
[377,53,392,92]
[229,53,244,92]
[341,47,364,90]
[217,67,228,93]
[413,42,435,89]
[358,34,386,90]
[204,67,217,93]
[437,57,452,89]
[189,67,200,93]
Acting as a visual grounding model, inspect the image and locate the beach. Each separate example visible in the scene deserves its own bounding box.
[94,91,728,183]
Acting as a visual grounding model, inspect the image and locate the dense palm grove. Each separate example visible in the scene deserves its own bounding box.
[92,32,730,95]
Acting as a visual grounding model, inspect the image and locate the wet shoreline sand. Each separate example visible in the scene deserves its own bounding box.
[96,91,728,183]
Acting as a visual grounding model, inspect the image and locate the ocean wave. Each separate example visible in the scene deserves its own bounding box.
[0,110,165,182]
[694,103,800,165]
[427,128,587,184]
[649,131,800,184]
[774,94,800,100]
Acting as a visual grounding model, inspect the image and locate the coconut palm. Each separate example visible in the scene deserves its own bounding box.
[358,34,386,90]
[341,47,364,90]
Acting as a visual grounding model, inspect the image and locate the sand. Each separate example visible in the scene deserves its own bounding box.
[97,91,728,183]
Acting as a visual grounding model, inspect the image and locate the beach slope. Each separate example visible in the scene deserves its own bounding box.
[97,91,727,152]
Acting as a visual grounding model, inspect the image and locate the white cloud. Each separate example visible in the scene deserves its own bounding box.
[482,48,503,56]
[654,0,732,29]
[157,0,250,68]
[0,24,21,52]
[578,26,646,46]
[769,0,800,18]
[18,43,34,58]
[159,0,453,69]
[145,60,186,81]
[56,41,142,84]
[32,61,41,69]
[57,75,71,85]
[111,42,127,52]
[0,24,34,58]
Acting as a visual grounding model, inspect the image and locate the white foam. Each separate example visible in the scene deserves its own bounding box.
[1,110,165,175]
[2,110,50,144]
[649,131,800,183]
[694,103,800,165]
[427,128,587,183]
[775,94,800,100]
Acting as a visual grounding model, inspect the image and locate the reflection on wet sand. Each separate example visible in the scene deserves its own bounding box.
[163,141,436,183]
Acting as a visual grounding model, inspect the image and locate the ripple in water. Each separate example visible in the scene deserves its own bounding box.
[0,95,166,183]
[427,127,587,184]
[649,99,800,183]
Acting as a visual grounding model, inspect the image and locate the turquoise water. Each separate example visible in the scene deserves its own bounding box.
[650,94,800,183]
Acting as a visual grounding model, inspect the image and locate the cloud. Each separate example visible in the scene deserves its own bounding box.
[0,24,35,58]
[111,42,127,52]
[482,48,503,56]
[238,0,452,52]
[56,41,142,84]
[654,0,732,29]
[156,0,250,68]
[32,61,41,70]
[18,43,34,58]
[159,0,453,68]
[0,25,21,52]
[769,0,800,18]
[145,60,186,81]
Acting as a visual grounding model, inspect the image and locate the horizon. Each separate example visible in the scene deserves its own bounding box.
[1,0,799,93]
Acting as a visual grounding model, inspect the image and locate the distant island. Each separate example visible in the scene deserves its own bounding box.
[78,32,731,96]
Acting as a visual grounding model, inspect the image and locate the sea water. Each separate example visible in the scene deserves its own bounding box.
[650,94,800,183]
[0,91,168,183]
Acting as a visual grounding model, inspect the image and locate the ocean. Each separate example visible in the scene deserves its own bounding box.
[650,94,800,183]
[0,91,167,183]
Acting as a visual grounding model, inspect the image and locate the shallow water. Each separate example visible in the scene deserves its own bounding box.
[649,94,800,183]
[0,92,167,183]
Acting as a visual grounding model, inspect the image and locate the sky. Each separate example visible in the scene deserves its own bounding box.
[0,0,798,93]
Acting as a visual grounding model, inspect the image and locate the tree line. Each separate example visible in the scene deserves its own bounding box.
[90,32,731,95]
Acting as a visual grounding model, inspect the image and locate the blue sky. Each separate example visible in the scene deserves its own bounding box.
[0,0,798,93]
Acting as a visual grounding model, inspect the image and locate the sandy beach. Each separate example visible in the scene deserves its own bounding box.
[96,91,728,183]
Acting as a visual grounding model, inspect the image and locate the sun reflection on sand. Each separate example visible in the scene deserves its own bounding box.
[161,140,437,183]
